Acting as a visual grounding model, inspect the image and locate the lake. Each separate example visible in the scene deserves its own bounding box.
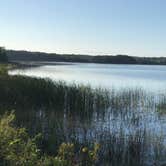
[9,62,166,93]
[9,62,166,166]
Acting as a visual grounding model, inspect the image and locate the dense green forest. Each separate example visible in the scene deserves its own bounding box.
[7,49,166,65]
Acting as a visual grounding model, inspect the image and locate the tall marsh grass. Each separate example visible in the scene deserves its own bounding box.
[0,74,110,116]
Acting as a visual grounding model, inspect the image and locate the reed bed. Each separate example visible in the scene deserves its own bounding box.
[0,75,110,115]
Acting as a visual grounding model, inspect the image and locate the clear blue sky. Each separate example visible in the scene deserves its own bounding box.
[0,0,166,57]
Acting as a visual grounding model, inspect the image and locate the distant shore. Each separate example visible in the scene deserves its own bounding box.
[7,49,166,65]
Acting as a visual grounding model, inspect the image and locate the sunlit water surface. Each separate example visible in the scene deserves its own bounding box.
[9,62,166,92]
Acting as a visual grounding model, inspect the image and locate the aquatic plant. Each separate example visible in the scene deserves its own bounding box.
[0,74,110,116]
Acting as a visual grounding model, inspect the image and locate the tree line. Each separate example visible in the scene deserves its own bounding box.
[2,47,166,65]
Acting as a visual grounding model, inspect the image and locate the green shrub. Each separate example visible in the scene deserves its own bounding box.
[58,143,75,165]
[0,112,100,166]
[0,111,40,165]
[0,112,68,166]
[38,156,68,166]
[0,65,8,75]
[80,143,100,166]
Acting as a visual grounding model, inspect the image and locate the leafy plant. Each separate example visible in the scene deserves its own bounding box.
[0,112,100,166]
[80,143,100,166]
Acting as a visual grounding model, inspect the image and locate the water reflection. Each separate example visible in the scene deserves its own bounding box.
[13,88,166,166]
[9,63,166,92]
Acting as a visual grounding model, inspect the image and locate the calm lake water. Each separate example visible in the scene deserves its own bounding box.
[9,62,166,92]
[9,62,166,166]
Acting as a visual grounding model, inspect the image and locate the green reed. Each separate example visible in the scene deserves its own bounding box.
[0,74,110,116]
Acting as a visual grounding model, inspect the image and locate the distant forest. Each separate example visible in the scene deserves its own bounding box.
[7,50,166,65]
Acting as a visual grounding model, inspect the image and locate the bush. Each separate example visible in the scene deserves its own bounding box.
[0,112,100,166]
[0,112,68,166]
[58,143,75,165]
[0,111,40,165]
[38,156,68,166]
[80,143,100,166]
[0,65,8,75]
